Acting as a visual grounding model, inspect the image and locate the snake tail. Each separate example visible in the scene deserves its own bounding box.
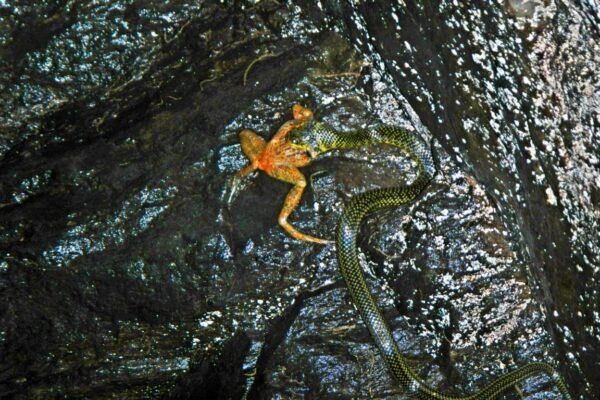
[336,187,571,399]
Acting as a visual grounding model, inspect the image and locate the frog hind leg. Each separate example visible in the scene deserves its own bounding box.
[271,166,331,245]
[228,129,267,206]
[238,129,266,176]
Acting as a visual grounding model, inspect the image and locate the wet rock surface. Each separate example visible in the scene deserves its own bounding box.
[1,1,598,399]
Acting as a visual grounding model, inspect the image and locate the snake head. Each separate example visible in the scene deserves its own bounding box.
[288,122,323,158]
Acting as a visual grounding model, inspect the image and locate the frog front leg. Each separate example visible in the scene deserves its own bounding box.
[292,103,313,122]
[270,165,331,245]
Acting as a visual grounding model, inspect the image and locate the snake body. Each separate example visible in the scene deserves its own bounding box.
[288,120,571,399]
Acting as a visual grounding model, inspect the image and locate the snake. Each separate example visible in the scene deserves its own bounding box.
[288,118,572,399]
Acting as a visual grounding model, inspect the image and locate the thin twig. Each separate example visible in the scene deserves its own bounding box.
[243,52,279,86]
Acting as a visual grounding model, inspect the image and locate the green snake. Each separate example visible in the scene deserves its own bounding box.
[288,119,572,399]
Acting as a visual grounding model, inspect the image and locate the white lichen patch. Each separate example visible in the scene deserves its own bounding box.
[545,186,558,206]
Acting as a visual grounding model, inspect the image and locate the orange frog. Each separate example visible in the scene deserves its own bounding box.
[235,104,330,244]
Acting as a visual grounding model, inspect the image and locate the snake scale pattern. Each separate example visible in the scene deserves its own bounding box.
[289,119,571,399]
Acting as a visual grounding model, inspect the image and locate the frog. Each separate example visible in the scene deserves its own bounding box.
[234,104,331,245]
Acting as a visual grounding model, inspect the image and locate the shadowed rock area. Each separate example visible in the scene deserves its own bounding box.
[1,1,598,399]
